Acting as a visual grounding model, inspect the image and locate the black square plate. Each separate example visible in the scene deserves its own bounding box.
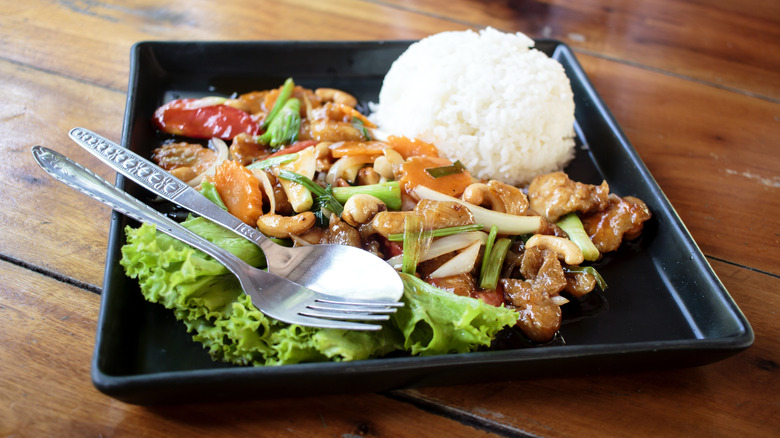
[92,40,753,404]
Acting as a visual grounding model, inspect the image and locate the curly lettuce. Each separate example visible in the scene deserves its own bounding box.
[394,274,518,355]
[120,217,518,366]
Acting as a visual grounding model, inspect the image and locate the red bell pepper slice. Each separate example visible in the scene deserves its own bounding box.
[153,99,259,140]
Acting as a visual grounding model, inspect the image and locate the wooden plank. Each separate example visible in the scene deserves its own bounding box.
[0,260,505,436]
[397,259,779,437]
[576,53,780,275]
[0,0,469,92]
[0,60,125,288]
[378,0,780,99]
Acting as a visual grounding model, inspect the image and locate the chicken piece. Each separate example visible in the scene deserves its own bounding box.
[416,199,475,228]
[267,172,294,216]
[518,247,568,297]
[528,172,610,223]
[581,195,651,253]
[427,273,477,297]
[226,90,270,115]
[152,142,217,175]
[501,279,562,343]
[564,272,597,298]
[418,251,479,298]
[321,215,362,248]
[307,102,370,142]
[229,133,271,166]
[488,180,529,215]
[534,216,568,237]
[501,247,568,342]
[361,236,384,259]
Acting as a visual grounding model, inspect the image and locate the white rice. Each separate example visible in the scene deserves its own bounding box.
[370,27,576,186]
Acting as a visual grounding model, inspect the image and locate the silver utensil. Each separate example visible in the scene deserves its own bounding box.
[68,127,404,303]
[32,145,401,331]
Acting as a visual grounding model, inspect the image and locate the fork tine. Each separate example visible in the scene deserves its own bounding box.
[314,297,405,308]
[307,302,399,314]
[299,309,392,322]
[287,313,385,330]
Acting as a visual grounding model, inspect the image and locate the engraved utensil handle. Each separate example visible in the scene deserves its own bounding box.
[31,146,250,276]
[67,127,275,253]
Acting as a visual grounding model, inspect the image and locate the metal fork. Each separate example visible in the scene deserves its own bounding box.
[32,146,401,331]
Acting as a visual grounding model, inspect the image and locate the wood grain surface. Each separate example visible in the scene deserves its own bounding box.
[1,0,778,436]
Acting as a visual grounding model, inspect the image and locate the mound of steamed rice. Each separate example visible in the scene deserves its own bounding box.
[370,27,576,186]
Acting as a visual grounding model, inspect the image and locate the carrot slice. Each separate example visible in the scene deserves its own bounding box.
[211,160,264,225]
[386,135,439,159]
[399,156,472,198]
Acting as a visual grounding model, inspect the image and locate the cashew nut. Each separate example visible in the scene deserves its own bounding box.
[341,194,387,227]
[462,183,505,212]
[525,234,584,265]
[370,200,474,237]
[356,166,381,186]
[257,212,316,238]
[371,211,409,237]
[315,88,358,107]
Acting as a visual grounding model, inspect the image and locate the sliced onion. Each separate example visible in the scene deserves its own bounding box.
[250,168,276,214]
[428,240,482,279]
[289,234,313,246]
[188,137,229,187]
[551,295,570,306]
[420,231,487,263]
[413,185,541,235]
[385,254,403,271]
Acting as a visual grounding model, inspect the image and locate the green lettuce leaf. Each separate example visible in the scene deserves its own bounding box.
[120,217,517,366]
[393,274,519,356]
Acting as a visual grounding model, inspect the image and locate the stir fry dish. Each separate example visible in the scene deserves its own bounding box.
[121,78,651,366]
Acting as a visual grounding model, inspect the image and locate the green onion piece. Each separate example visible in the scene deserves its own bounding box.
[556,212,600,261]
[479,237,512,290]
[276,169,343,217]
[425,160,467,178]
[352,116,372,141]
[563,266,608,291]
[256,97,301,149]
[401,213,426,275]
[387,224,484,242]
[479,225,499,285]
[246,153,298,170]
[332,181,402,211]
[262,77,295,129]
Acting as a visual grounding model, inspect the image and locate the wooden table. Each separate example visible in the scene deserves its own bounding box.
[2,1,778,436]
